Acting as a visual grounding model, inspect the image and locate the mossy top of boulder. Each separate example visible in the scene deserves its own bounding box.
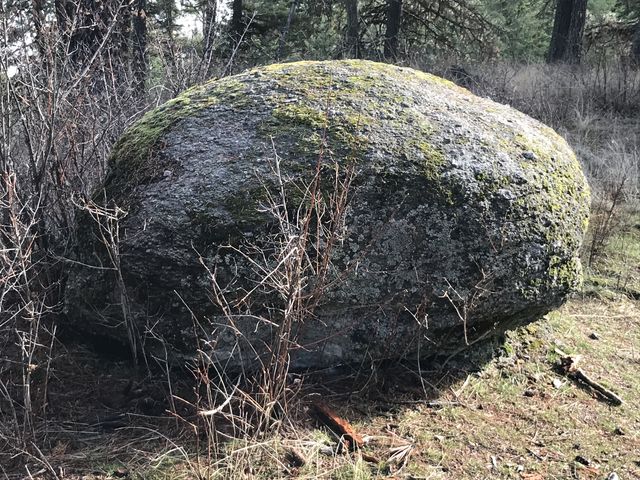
[107,60,588,216]
[109,60,463,172]
[111,60,460,186]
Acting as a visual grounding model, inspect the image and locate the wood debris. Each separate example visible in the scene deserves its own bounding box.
[361,452,382,464]
[310,400,363,451]
[558,354,623,406]
[520,474,544,480]
[380,398,461,408]
[284,447,307,468]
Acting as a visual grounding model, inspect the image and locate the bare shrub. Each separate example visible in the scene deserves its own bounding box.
[582,140,639,267]
[1,3,270,473]
[1,2,150,471]
[119,141,352,480]
[440,60,640,128]
[72,199,140,365]
[193,147,355,429]
[0,172,57,474]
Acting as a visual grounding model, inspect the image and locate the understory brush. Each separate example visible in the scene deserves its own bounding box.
[0,5,229,472]
[173,151,356,478]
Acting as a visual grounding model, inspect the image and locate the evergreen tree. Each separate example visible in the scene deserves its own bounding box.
[132,0,148,96]
[343,0,360,58]
[547,0,588,63]
[384,0,402,59]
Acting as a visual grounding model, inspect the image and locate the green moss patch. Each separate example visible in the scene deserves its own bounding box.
[105,77,248,195]
[112,78,248,169]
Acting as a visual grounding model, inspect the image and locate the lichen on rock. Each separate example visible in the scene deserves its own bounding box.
[65,60,590,370]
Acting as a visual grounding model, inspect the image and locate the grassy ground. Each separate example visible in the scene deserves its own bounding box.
[2,222,639,480]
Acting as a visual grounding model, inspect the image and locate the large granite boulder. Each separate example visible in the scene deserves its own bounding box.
[65,60,590,369]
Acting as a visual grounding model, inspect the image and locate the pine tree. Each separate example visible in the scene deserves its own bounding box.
[547,0,588,63]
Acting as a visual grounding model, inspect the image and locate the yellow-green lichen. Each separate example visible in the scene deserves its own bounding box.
[272,104,327,129]
[414,141,446,180]
[105,77,249,195]
[224,188,271,227]
[511,131,590,214]
[549,255,583,290]
[253,61,450,179]
[341,59,468,93]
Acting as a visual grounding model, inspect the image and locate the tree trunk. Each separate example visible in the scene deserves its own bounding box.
[344,0,359,58]
[132,0,147,97]
[565,0,586,62]
[547,0,587,64]
[202,0,217,62]
[54,0,111,64]
[230,0,244,41]
[277,0,299,60]
[54,0,80,57]
[632,21,640,65]
[54,0,73,39]
[30,0,47,59]
[116,3,131,78]
[548,0,571,62]
[384,0,402,60]
[161,0,176,38]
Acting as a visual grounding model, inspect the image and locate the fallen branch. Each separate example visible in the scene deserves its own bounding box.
[380,398,461,408]
[310,400,363,451]
[558,354,623,406]
[361,453,381,464]
[284,447,307,468]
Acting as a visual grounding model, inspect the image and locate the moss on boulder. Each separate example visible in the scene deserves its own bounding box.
[66,60,590,369]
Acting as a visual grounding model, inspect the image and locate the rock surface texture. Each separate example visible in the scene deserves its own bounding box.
[66,60,590,369]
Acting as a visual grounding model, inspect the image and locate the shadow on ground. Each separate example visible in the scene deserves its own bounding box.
[1,330,508,478]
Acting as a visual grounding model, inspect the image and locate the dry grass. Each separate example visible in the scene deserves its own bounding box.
[458,61,640,126]
[381,297,640,479]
